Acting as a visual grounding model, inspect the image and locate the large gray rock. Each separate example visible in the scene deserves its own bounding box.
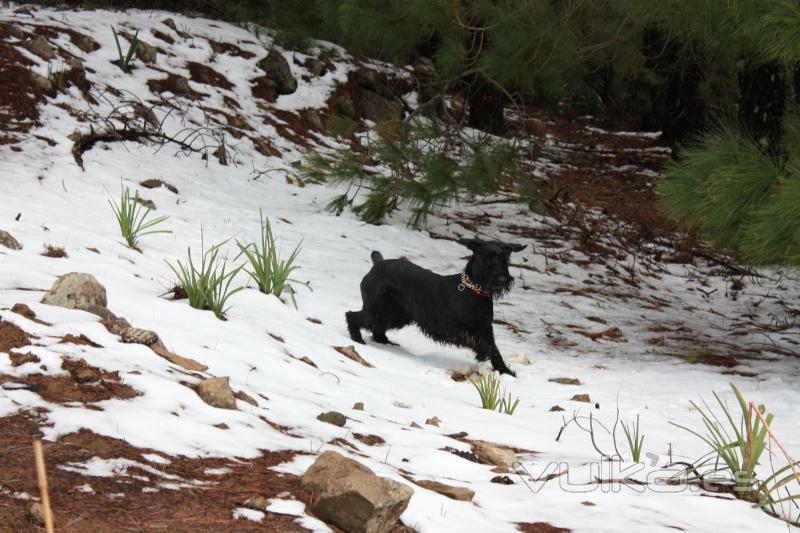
[0,229,22,250]
[197,376,237,410]
[257,50,297,95]
[301,451,413,533]
[41,273,107,310]
[361,90,402,122]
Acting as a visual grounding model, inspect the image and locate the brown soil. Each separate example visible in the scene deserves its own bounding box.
[0,412,313,532]
[252,75,278,102]
[3,359,137,404]
[0,23,45,143]
[151,28,175,44]
[0,320,30,352]
[518,523,571,533]
[187,61,233,90]
[209,40,256,59]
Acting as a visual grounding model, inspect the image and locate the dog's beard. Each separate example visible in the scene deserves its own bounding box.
[486,278,513,300]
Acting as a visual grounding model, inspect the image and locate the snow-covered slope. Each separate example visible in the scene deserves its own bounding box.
[2,6,800,532]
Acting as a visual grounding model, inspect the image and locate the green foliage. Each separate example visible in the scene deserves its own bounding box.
[235,211,311,309]
[621,414,645,462]
[272,28,313,53]
[108,186,171,250]
[672,383,772,498]
[112,26,140,73]
[167,233,244,320]
[302,119,534,229]
[471,373,520,415]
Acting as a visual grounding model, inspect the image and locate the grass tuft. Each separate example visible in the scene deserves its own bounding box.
[471,373,520,415]
[108,186,170,250]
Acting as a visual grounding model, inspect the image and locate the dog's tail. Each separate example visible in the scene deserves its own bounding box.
[370,251,384,264]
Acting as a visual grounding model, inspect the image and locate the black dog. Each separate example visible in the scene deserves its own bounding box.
[345,238,525,376]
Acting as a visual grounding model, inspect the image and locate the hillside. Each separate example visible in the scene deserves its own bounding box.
[1,5,800,532]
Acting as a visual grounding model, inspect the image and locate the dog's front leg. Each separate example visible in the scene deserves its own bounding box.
[471,333,516,377]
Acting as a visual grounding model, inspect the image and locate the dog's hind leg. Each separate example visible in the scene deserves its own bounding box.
[345,311,366,344]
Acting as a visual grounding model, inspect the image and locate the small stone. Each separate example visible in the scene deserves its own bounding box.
[28,502,45,525]
[425,416,441,427]
[243,495,269,510]
[352,402,365,411]
[11,303,36,320]
[74,367,99,383]
[490,475,514,485]
[197,376,237,410]
[549,405,565,412]
[27,35,56,60]
[120,327,159,346]
[334,345,374,368]
[0,229,22,250]
[41,273,107,311]
[549,377,581,385]
[581,500,596,506]
[472,440,519,468]
[234,390,258,407]
[415,479,474,501]
[135,40,157,63]
[410,422,422,429]
[571,394,591,403]
[304,57,327,76]
[305,109,324,130]
[317,411,346,427]
[300,356,318,368]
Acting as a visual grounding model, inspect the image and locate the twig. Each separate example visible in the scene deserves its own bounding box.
[33,440,55,533]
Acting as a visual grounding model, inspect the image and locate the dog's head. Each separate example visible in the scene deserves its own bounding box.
[457,238,526,299]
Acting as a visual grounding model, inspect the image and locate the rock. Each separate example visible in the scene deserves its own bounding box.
[85,305,119,322]
[352,402,365,411]
[162,17,178,31]
[415,479,474,501]
[334,345,374,368]
[234,390,258,407]
[317,410,346,427]
[300,355,318,368]
[301,451,413,533]
[334,93,357,119]
[304,57,327,76]
[354,433,385,446]
[0,229,22,250]
[27,35,56,60]
[549,405,565,412]
[425,416,441,427]
[361,90,402,122]
[135,40,157,63]
[11,303,36,320]
[31,73,54,95]
[490,475,514,485]
[571,394,591,403]
[242,495,269,510]
[549,377,581,385]
[305,109,324,130]
[197,377,237,410]
[472,440,519,468]
[74,367,99,383]
[41,273,107,311]
[257,49,297,95]
[410,421,422,429]
[28,502,46,525]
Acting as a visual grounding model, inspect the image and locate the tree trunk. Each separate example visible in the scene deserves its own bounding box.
[738,61,785,153]
[466,78,506,136]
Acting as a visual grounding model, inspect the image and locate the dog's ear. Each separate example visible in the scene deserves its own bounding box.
[505,243,526,253]
[457,238,483,252]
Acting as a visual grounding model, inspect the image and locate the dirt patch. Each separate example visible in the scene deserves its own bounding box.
[353,433,385,446]
[0,23,45,142]
[251,75,278,102]
[151,28,175,44]
[209,39,256,59]
[0,319,30,352]
[0,412,314,532]
[187,61,233,90]
[0,358,138,403]
[60,334,102,348]
[518,523,571,533]
[147,73,206,100]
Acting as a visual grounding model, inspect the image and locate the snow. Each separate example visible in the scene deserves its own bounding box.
[1,5,800,532]
[232,507,264,523]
